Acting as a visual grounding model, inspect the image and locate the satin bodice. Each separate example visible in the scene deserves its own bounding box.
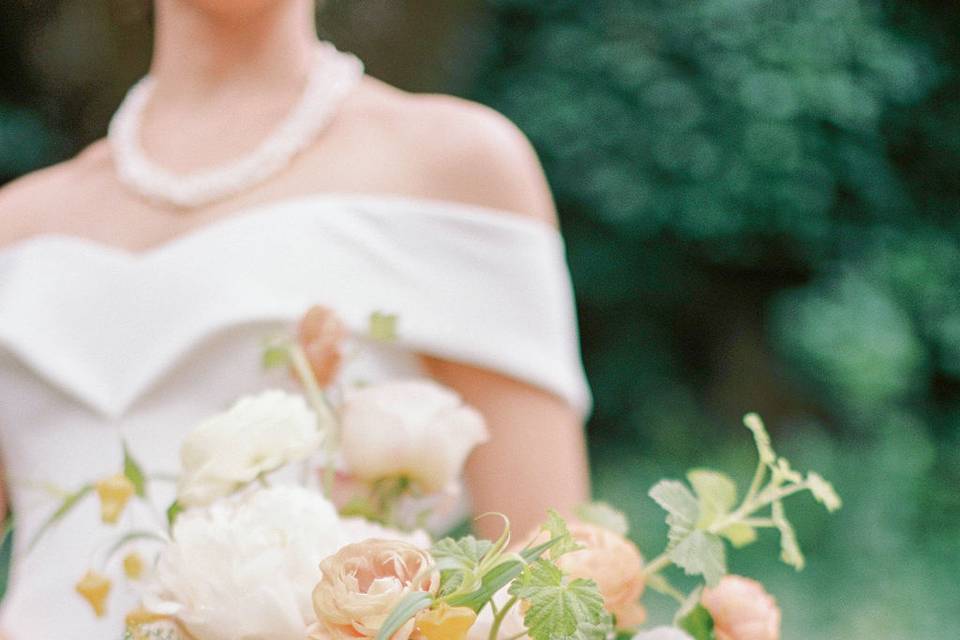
[0,194,590,638]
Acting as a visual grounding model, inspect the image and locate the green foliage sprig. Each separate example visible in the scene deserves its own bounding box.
[643,413,841,591]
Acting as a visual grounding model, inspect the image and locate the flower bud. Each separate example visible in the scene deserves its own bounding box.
[96,474,135,525]
[701,575,780,640]
[75,569,111,617]
[298,305,348,386]
[123,552,145,580]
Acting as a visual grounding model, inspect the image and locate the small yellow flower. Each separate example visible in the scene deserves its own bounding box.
[123,552,145,580]
[96,474,136,524]
[75,569,111,617]
[416,604,478,640]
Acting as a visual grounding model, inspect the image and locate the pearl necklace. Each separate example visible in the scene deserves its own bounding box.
[108,43,364,209]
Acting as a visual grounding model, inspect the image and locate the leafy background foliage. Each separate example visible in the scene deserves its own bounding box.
[1,1,958,637]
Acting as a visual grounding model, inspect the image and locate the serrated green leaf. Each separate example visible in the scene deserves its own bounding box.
[806,472,842,512]
[432,536,493,572]
[369,312,399,342]
[668,530,726,587]
[543,510,580,559]
[262,344,292,369]
[743,413,775,466]
[375,590,434,640]
[687,469,737,528]
[649,480,699,529]
[575,502,629,536]
[509,560,608,640]
[677,604,715,640]
[28,484,94,552]
[772,501,805,570]
[719,523,757,548]
[123,442,147,498]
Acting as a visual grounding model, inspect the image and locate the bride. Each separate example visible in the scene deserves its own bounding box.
[0,0,590,636]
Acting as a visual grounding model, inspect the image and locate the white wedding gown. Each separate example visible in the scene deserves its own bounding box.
[0,193,590,638]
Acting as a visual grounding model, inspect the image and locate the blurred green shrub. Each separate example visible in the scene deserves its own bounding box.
[473,1,960,637]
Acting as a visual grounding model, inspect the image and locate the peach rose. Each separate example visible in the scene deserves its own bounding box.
[701,576,780,640]
[312,539,439,640]
[298,305,348,386]
[543,522,647,629]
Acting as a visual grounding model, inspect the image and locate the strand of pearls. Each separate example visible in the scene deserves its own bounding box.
[108,43,363,209]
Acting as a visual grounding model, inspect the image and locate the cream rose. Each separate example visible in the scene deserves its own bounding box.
[144,486,345,640]
[339,380,488,492]
[177,390,322,507]
[551,522,647,629]
[701,576,781,640]
[311,539,440,640]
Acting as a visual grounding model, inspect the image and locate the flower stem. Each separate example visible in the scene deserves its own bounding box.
[742,459,767,505]
[289,344,339,497]
[641,552,673,578]
[488,595,518,640]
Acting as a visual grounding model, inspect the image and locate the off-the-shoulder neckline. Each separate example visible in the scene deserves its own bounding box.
[0,192,561,260]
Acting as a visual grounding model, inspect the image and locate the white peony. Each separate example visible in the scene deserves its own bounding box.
[339,380,489,492]
[142,486,428,640]
[632,627,695,640]
[177,390,322,507]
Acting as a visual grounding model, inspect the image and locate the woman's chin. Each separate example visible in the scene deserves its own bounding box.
[173,0,299,21]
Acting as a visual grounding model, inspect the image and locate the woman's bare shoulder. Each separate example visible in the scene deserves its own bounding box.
[343,79,558,225]
[0,141,113,243]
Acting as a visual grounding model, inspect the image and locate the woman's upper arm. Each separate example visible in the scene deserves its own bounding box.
[415,97,591,537]
[421,356,589,539]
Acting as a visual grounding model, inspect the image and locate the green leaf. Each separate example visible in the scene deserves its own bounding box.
[677,604,715,640]
[575,502,629,536]
[649,480,699,529]
[369,312,399,342]
[543,510,580,559]
[687,470,737,528]
[432,536,493,573]
[719,523,757,548]
[772,501,805,570]
[743,413,776,466]
[446,559,524,611]
[806,472,842,512]
[509,560,608,640]
[668,530,727,587]
[28,484,94,552]
[375,590,434,640]
[123,442,147,498]
[166,500,184,530]
[0,520,13,602]
[262,343,292,369]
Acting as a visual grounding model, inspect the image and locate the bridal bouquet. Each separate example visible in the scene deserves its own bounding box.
[28,306,841,640]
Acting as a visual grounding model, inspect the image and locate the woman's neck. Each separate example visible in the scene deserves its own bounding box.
[151,0,318,103]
